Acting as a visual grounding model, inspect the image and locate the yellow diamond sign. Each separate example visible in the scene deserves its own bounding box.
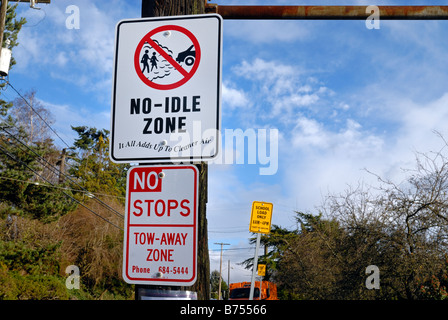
[249,201,273,234]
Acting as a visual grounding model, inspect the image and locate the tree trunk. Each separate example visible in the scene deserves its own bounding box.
[142,0,205,17]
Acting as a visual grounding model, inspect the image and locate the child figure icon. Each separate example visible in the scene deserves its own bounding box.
[150,52,158,71]
[141,50,159,73]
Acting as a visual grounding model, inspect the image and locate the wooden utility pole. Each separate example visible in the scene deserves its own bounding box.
[142,0,204,18]
[0,1,9,56]
[214,242,229,300]
[141,0,210,300]
[0,1,51,45]
[0,1,51,59]
[57,148,66,184]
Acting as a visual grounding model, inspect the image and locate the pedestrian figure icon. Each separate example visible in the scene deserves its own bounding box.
[141,50,150,73]
[150,52,158,71]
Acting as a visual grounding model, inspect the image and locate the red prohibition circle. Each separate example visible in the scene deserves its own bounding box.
[134,25,201,90]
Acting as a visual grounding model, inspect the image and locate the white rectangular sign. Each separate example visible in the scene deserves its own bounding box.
[111,14,222,163]
[122,165,198,286]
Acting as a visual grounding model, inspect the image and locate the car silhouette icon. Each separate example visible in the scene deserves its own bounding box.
[176,45,196,66]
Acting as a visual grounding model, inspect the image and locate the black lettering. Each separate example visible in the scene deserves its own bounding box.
[154,118,163,134]
[143,118,152,134]
[192,96,200,112]
[142,98,151,114]
[166,117,176,133]
[172,96,181,112]
[165,97,170,113]
[130,99,140,114]
[182,96,190,112]
[179,117,186,132]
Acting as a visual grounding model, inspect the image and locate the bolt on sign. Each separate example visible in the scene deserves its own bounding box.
[110,14,222,163]
[249,201,273,234]
[122,165,198,286]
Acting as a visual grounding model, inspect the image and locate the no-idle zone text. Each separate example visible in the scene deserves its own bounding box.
[129,95,201,134]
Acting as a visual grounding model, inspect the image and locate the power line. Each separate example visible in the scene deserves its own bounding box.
[0,175,125,199]
[0,143,123,230]
[7,81,71,149]
[0,126,125,218]
[209,247,254,252]
[209,229,248,233]
[1,82,129,218]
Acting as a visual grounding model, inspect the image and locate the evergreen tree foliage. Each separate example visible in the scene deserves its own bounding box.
[69,126,129,201]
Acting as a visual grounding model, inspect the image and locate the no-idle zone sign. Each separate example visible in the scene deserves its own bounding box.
[111,14,222,163]
[123,165,198,286]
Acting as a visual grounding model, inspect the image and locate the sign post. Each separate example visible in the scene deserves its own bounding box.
[122,165,198,286]
[248,201,273,300]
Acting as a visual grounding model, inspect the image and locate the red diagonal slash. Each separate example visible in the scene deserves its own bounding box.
[146,37,190,78]
[134,25,201,90]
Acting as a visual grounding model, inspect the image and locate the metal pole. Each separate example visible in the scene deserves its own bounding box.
[227,259,230,299]
[218,243,223,300]
[249,233,261,300]
[206,5,448,20]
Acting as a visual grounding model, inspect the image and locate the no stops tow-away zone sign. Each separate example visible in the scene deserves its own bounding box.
[123,165,198,286]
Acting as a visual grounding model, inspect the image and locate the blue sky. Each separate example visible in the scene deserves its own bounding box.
[5,0,448,282]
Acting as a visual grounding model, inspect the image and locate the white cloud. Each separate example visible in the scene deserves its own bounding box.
[225,19,310,44]
[399,93,448,141]
[233,58,296,83]
[222,82,250,110]
[230,58,330,125]
[281,88,448,213]
[291,116,384,156]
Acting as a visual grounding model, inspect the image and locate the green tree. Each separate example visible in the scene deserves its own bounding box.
[68,126,129,200]
[210,270,228,299]
[241,225,298,283]
[417,257,448,300]
[273,212,345,299]
[0,112,77,221]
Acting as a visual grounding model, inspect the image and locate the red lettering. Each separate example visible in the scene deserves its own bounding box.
[180,199,190,216]
[146,249,174,262]
[134,232,155,245]
[133,200,143,216]
[155,199,166,216]
[168,199,178,216]
[144,199,154,216]
[131,199,191,217]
